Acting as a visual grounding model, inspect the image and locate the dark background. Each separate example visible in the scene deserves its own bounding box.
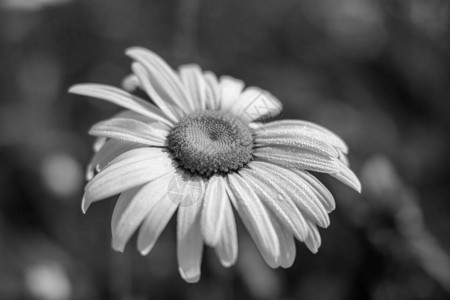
[1,0,450,299]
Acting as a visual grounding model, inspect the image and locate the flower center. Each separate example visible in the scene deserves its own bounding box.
[167,110,254,177]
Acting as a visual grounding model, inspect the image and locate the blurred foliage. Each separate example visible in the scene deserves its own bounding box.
[1,0,450,299]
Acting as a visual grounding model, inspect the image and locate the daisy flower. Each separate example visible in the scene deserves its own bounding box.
[70,47,361,283]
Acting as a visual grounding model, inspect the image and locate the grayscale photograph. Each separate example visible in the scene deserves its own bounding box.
[0,1,449,299]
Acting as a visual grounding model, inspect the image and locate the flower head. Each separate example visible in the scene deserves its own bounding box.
[70,47,361,283]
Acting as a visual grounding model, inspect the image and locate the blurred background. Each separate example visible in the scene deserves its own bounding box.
[1,0,450,299]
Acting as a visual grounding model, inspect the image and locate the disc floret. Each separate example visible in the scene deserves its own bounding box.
[168,111,254,177]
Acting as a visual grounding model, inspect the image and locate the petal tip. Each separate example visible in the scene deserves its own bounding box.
[178,267,201,283]
[137,238,154,256]
[319,219,331,229]
[219,260,235,268]
[125,47,151,60]
[85,167,94,181]
[122,74,140,92]
[355,181,362,194]
[68,85,83,94]
[280,256,295,269]
[309,247,319,254]
[125,46,142,55]
[305,240,320,254]
[81,196,90,214]
[351,176,362,194]
[139,248,151,256]
[111,239,125,253]
[332,163,362,194]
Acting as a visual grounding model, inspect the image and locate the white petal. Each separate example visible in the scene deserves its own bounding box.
[230,87,282,123]
[83,148,176,212]
[304,221,322,254]
[93,137,107,152]
[86,139,144,180]
[137,193,178,255]
[89,118,168,146]
[112,110,173,134]
[254,120,348,153]
[69,84,173,126]
[251,161,330,228]
[203,71,220,110]
[121,74,140,92]
[177,198,204,283]
[240,167,309,241]
[168,172,207,208]
[132,62,182,122]
[254,146,338,173]
[179,64,208,112]
[110,187,140,250]
[294,170,336,212]
[255,135,339,158]
[111,173,175,252]
[201,175,228,246]
[337,150,350,166]
[111,110,170,127]
[331,161,362,193]
[214,188,238,267]
[126,47,193,116]
[270,214,296,268]
[254,135,361,194]
[227,173,280,266]
[218,76,244,111]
